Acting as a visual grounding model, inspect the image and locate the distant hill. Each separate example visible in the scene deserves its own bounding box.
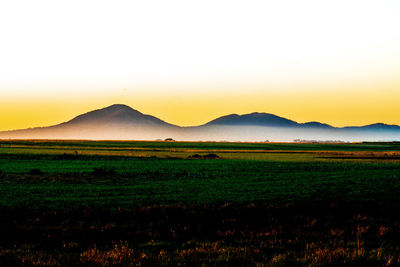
[204,112,298,127]
[0,104,178,140]
[204,113,335,129]
[62,104,175,127]
[0,104,399,141]
[343,123,400,131]
[300,122,334,128]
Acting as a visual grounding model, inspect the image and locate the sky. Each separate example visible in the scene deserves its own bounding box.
[0,0,400,131]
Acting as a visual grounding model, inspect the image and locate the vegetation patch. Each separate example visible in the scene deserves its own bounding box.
[1,140,400,265]
[188,153,220,159]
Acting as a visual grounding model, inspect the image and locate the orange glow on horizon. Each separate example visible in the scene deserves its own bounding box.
[1,79,399,131]
[1,1,399,131]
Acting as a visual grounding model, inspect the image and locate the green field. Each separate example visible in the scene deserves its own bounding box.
[1,140,400,208]
[0,140,399,266]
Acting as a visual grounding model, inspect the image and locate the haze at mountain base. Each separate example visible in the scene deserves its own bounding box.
[0,104,399,142]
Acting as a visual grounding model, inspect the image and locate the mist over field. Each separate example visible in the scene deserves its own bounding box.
[0,104,399,142]
[1,123,399,142]
[182,126,400,142]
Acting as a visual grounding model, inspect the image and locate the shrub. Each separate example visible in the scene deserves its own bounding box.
[189,154,220,159]
[204,153,219,159]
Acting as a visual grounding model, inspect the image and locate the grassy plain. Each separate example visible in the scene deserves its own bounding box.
[0,140,399,266]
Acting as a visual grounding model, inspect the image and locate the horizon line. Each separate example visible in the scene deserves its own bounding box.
[1,103,400,132]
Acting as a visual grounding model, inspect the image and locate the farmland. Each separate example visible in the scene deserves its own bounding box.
[0,140,399,266]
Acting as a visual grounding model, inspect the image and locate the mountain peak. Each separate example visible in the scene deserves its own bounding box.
[104,104,136,111]
[205,112,298,127]
[1,105,400,141]
[64,104,173,127]
[301,121,333,128]
[358,123,400,130]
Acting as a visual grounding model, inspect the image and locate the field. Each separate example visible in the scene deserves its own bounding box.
[0,140,399,266]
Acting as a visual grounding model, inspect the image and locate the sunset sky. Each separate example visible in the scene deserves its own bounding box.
[1,0,400,131]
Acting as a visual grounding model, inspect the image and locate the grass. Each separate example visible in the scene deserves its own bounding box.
[0,203,399,266]
[2,139,400,151]
[1,155,400,208]
[0,140,399,265]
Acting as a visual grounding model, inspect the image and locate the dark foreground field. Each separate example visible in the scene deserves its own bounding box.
[0,140,399,266]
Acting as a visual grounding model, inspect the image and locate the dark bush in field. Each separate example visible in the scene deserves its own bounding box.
[92,167,116,176]
[204,153,219,159]
[189,153,220,159]
[189,154,202,159]
[29,168,43,175]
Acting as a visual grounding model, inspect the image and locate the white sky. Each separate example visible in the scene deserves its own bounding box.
[0,0,399,94]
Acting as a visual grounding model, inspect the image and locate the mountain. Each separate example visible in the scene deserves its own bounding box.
[204,112,299,127]
[300,122,334,128]
[61,104,175,127]
[0,104,399,141]
[343,123,400,131]
[0,104,178,140]
[204,113,334,129]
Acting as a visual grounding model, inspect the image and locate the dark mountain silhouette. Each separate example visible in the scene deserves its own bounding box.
[343,123,400,131]
[0,104,178,140]
[300,122,334,128]
[62,104,175,127]
[0,104,399,141]
[204,113,334,129]
[205,112,299,127]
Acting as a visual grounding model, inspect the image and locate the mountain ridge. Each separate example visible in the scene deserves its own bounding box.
[2,104,400,130]
[204,112,299,127]
[61,104,176,127]
[0,104,399,141]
